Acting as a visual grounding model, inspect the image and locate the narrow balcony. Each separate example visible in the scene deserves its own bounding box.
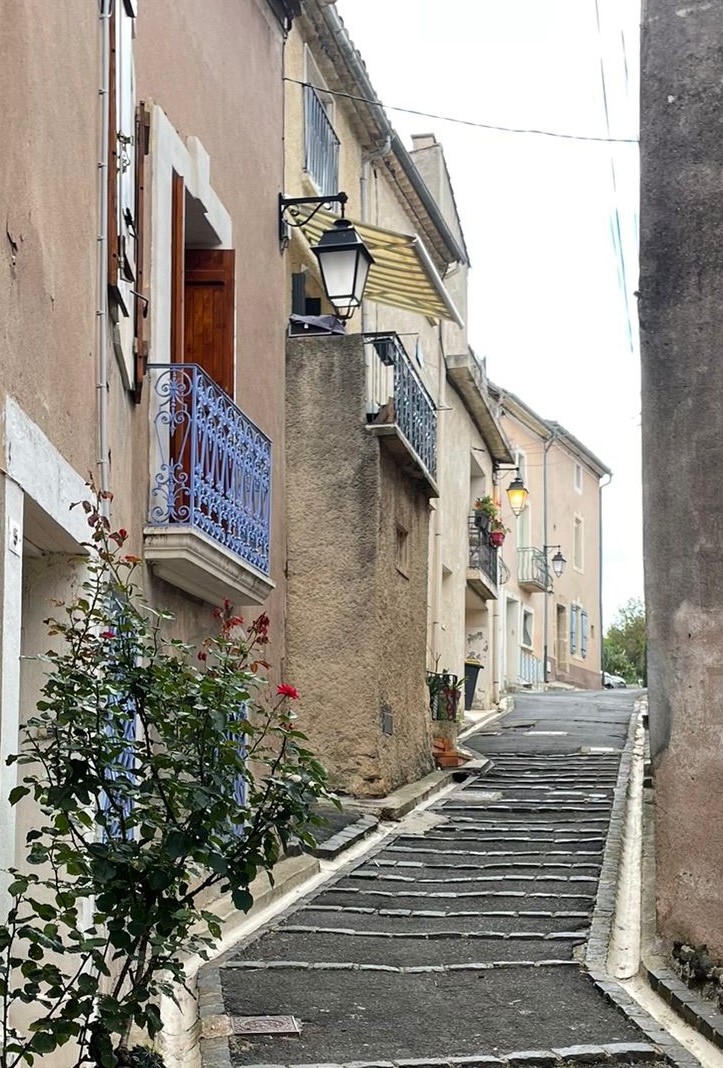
[517,546,549,592]
[466,516,498,600]
[144,364,274,607]
[518,648,543,688]
[365,333,438,497]
[304,84,340,196]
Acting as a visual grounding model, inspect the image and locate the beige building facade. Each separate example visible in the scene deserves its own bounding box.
[489,388,611,692]
[282,4,474,792]
[0,0,297,905]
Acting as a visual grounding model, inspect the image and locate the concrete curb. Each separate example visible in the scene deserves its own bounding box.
[197,1042,667,1068]
[584,709,701,1068]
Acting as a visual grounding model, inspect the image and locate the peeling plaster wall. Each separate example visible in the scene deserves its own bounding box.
[285,334,432,796]
[640,0,723,956]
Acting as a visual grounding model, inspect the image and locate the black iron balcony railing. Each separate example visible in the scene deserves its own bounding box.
[468,516,499,582]
[304,84,340,196]
[517,546,549,591]
[366,333,437,481]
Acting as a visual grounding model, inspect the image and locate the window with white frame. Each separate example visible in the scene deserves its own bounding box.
[573,515,584,571]
[522,609,534,649]
[574,461,583,494]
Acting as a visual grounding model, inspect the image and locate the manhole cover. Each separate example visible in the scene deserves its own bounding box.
[232,1016,302,1036]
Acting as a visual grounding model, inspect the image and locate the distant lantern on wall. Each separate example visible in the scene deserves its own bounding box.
[551,550,566,578]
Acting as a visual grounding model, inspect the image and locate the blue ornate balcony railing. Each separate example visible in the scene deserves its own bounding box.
[517,546,549,589]
[468,516,499,582]
[366,333,437,480]
[148,364,271,576]
[304,84,340,196]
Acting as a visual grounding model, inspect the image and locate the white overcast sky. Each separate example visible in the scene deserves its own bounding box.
[335,0,642,626]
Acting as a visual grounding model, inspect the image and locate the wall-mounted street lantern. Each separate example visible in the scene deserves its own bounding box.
[544,544,566,579]
[506,470,529,517]
[279,191,374,322]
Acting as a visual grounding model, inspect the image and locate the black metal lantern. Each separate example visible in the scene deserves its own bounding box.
[506,472,528,517]
[551,550,566,578]
[311,218,375,320]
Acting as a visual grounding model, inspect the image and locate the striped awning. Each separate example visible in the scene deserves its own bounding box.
[299,209,464,327]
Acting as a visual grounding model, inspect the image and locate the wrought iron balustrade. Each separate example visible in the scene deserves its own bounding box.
[519,648,543,687]
[468,515,499,582]
[517,546,549,590]
[365,332,437,480]
[148,364,271,576]
[304,84,340,196]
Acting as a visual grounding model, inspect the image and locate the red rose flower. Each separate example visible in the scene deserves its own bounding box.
[277,684,300,700]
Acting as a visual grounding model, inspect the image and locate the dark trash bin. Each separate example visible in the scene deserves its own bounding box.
[464,660,482,709]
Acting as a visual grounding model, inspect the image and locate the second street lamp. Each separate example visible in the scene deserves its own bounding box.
[506,471,528,517]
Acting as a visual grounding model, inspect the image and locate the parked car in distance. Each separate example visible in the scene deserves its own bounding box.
[603,672,627,689]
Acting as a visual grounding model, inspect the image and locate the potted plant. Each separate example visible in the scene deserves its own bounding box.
[488,518,509,547]
[426,669,463,721]
[473,495,498,531]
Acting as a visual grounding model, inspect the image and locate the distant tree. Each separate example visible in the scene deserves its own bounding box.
[604,597,647,684]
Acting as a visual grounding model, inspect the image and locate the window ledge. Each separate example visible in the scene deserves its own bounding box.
[143,525,274,607]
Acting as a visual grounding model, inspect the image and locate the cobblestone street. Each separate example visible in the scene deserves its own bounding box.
[200,692,694,1068]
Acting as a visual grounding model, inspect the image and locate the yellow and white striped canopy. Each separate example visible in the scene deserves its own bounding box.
[299,209,464,327]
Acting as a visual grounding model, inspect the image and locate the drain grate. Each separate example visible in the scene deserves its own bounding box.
[232,1015,302,1036]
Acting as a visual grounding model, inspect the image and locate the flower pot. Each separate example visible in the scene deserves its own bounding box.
[489,530,505,547]
[427,672,461,721]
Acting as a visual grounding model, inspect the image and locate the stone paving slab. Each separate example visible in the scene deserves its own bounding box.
[220,967,647,1064]
[347,875,599,897]
[311,892,596,913]
[229,931,577,966]
[289,911,585,937]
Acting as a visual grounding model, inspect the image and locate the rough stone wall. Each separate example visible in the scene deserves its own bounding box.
[285,334,432,795]
[375,449,434,791]
[640,0,723,955]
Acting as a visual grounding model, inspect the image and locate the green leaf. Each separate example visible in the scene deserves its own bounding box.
[8,785,30,805]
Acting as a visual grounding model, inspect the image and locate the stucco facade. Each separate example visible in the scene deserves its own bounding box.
[490,389,609,694]
[282,7,467,787]
[0,0,294,910]
[640,0,723,956]
[286,335,432,795]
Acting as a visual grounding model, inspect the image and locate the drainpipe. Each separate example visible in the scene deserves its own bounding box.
[598,471,613,683]
[542,428,558,685]
[97,0,111,518]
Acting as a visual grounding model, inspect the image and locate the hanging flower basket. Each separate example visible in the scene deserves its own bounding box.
[489,529,505,547]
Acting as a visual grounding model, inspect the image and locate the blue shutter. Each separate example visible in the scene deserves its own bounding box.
[570,606,578,654]
[581,609,588,658]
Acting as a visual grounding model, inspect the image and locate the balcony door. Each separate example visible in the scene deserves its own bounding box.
[170,171,236,398]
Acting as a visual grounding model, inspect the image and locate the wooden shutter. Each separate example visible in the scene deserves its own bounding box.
[570,605,578,655]
[133,103,150,402]
[170,172,185,361]
[580,609,589,659]
[107,0,118,291]
[184,249,236,398]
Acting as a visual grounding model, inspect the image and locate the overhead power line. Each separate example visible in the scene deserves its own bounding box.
[284,78,639,145]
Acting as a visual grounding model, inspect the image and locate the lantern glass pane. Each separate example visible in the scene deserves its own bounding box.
[318,248,360,304]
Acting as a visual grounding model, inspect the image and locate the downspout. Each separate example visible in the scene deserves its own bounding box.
[599,471,613,684]
[542,428,558,685]
[97,0,111,518]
